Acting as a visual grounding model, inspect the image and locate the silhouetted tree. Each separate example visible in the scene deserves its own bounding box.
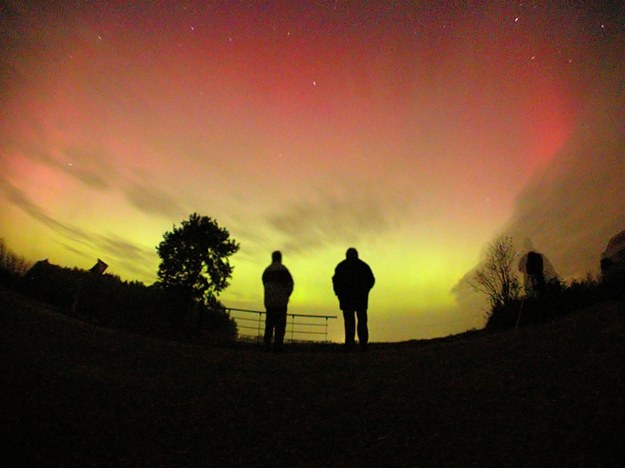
[0,238,31,285]
[470,235,521,310]
[156,213,240,306]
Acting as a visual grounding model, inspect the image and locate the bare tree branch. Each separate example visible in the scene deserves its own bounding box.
[469,236,521,309]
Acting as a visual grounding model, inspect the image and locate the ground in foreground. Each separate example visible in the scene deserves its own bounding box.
[2,289,624,466]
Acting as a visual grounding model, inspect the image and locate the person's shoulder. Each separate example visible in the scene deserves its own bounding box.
[263,263,277,275]
[267,263,291,274]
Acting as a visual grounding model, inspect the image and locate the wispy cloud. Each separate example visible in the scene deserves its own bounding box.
[8,135,184,221]
[0,176,92,243]
[452,104,625,311]
[60,147,114,190]
[123,182,185,220]
[92,233,157,281]
[504,115,625,278]
[18,142,114,191]
[266,190,406,254]
[0,176,157,280]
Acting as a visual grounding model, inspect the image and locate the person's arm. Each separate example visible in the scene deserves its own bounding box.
[332,268,341,296]
[262,268,268,286]
[286,269,294,295]
[368,265,375,290]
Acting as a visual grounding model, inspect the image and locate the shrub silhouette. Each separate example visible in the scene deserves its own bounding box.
[600,229,625,299]
[485,275,607,330]
[20,259,237,341]
[470,236,615,331]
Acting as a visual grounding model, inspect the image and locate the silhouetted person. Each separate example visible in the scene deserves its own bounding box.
[332,248,375,351]
[262,251,294,352]
[524,251,546,295]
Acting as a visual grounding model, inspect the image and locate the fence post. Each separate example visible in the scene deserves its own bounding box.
[325,316,329,342]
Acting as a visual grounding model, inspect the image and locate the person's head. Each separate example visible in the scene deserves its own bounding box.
[272,250,282,263]
[346,247,358,260]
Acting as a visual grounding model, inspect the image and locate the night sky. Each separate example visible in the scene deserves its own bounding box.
[1,1,623,342]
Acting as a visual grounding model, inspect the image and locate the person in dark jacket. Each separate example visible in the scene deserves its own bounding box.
[525,251,546,295]
[519,250,547,296]
[332,247,375,351]
[262,251,294,352]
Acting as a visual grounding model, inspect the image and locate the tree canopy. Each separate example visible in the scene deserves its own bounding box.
[156,213,239,305]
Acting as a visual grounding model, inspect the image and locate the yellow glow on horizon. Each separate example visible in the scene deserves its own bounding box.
[1,186,486,343]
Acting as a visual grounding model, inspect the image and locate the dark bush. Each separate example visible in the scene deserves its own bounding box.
[19,259,237,342]
[602,269,625,300]
[485,301,522,330]
[201,298,238,343]
[486,275,608,330]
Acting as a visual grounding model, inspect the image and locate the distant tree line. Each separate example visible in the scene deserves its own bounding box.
[0,238,32,286]
[0,214,239,343]
[16,259,236,341]
[2,221,622,340]
[471,235,623,331]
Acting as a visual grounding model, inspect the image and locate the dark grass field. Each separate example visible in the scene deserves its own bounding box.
[2,288,625,466]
